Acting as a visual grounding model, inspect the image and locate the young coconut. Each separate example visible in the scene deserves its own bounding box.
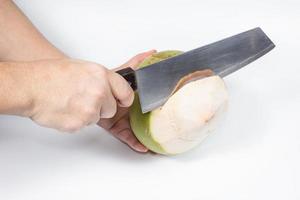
[130,51,229,155]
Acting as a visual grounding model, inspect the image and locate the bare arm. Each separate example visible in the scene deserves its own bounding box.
[0,62,33,115]
[0,0,130,131]
[0,0,150,152]
[0,0,65,61]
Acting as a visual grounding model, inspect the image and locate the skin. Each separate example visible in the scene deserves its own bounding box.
[0,0,152,152]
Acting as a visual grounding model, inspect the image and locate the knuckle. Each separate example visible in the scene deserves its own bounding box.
[86,63,108,77]
[85,85,106,99]
[62,120,84,133]
[81,105,97,117]
[92,115,101,124]
[107,107,117,118]
[101,102,117,118]
[110,106,117,117]
[87,63,101,70]
[88,81,108,99]
[93,65,108,76]
[119,88,134,106]
[93,88,107,100]
[120,85,131,97]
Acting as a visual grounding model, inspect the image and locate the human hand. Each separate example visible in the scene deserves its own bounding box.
[98,50,156,153]
[25,59,134,132]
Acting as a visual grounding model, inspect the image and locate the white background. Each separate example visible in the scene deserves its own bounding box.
[1,0,299,199]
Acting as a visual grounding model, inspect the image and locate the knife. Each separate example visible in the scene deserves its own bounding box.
[116,27,275,113]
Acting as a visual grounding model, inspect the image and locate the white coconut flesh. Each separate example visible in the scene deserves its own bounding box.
[129,50,229,155]
[149,75,228,154]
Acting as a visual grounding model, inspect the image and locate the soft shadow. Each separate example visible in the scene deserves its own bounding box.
[0,118,166,194]
[41,126,160,162]
[0,117,161,163]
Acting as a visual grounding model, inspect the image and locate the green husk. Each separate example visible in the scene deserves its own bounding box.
[129,50,183,154]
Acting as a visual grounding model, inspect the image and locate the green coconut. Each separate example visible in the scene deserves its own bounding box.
[130,50,228,155]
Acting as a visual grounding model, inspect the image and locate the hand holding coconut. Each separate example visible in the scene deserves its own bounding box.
[98,50,157,152]
[0,1,275,155]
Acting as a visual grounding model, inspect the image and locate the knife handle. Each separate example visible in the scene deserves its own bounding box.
[116,67,137,91]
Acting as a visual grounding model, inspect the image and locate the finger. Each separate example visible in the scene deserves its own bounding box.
[114,49,157,71]
[97,106,128,129]
[117,129,148,152]
[78,96,102,125]
[86,103,101,125]
[99,88,117,118]
[108,71,134,107]
[110,118,148,152]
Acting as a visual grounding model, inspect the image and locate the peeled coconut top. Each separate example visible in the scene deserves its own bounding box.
[130,51,229,155]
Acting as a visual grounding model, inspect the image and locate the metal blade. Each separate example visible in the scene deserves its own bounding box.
[135,27,275,113]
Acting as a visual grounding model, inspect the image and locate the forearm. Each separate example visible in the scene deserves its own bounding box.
[0,0,66,61]
[0,62,33,116]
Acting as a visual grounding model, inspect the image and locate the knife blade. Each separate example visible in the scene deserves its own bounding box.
[117,27,275,113]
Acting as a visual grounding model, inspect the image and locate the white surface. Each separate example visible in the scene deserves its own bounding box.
[1,0,300,199]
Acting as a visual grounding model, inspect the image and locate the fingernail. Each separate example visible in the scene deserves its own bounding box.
[144,49,156,55]
[134,143,148,152]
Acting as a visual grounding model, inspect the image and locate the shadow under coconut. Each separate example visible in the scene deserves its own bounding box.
[172,82,269,162]
[31,126,160,163]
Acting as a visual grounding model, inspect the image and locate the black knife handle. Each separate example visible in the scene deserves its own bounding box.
[116,67,137,91]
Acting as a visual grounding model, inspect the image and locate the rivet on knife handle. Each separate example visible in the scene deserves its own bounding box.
[116,67,137,91]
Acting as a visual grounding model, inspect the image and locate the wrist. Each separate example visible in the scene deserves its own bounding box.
[0,62,35,117]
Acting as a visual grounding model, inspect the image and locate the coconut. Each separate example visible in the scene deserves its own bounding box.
[130,50,228,155]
